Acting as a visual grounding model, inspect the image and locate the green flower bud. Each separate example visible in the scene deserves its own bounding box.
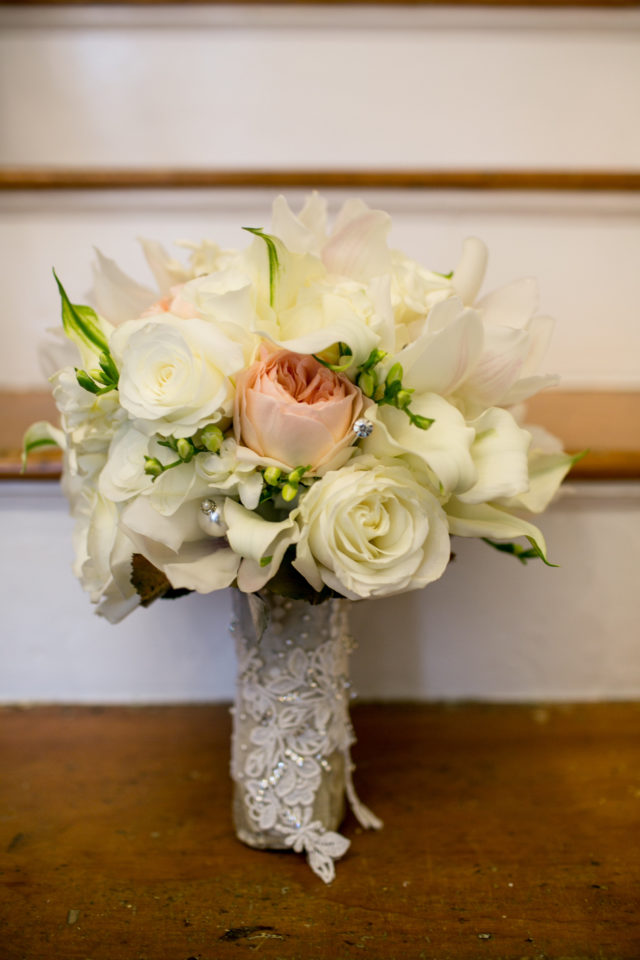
[386,362,403,386]
[144,457,164,478]
[75,369,100,394]
[287,465,309,484]
[411,414,434,431]
[281,482,298,502]
[199,423,224,453]
[396,389,413,410]
[263,466,282,486]
[358,371,376,398]
[176,438,194,461]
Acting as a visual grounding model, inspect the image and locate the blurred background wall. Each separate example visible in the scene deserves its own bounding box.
[1,3,639,702]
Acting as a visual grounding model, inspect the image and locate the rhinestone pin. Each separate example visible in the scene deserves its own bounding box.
[353,418,373,439]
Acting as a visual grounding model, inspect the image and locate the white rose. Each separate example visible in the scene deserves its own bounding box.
[293,456,450,599]
[110,314,245,437]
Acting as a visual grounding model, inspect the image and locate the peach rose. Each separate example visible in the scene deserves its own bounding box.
[234,347,364,472]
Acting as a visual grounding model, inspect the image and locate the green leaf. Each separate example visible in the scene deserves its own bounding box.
[21,421,64,473]
[524,536,560,568]
[481,537,559,567]
[243,227,281,307]
[53,269,109,355]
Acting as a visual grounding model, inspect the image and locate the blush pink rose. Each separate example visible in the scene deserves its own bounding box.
[234,347,364,472]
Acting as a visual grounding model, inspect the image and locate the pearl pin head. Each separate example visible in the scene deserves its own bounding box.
[199,498,228,537]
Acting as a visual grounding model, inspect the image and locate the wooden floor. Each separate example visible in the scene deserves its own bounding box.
[1,704,639,960]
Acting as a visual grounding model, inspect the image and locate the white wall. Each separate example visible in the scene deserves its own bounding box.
[1,5,639,702]
[1,6,639,169]
[2,481,639,703]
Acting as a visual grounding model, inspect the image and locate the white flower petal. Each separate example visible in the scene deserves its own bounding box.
[92,248,157,326]
[271,194,326,255]
[445,498,550,561]
[363,398,476,496]
[163,544,240,593]
[451,237,488,305]
[322,205,392,282]
[225,498,299,591]
[478,277,539,328]
[497,450,576,514]
[457,407,531,505]
[399,309,484,397]
[138,237,189,294]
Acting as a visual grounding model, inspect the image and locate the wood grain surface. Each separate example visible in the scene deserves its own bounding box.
[0,2,638,10]
[1,703,639,959]
[2,168,640,192]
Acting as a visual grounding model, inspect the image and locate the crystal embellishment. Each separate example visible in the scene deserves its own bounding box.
[353,418,373,439]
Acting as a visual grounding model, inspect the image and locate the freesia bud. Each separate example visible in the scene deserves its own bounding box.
[396,389,413,410]
[411,414,434,431]
[358,372,376,397]
[287,465,309,484]
[199,423,224,453]
[177,438,194,461]
[263,466,282,486]
[144,457,164,478]
[281,483,298,502]
[386,363,403,386]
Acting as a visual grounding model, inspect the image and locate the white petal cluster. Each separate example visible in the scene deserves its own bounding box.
[34,193,573,620]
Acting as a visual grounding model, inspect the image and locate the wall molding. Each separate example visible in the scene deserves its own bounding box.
[2,168,640,192]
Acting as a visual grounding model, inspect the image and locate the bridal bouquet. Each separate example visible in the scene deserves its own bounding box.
[25,194,575,881]
[26,193,573,620]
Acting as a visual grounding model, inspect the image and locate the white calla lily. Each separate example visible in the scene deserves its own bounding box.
[445,498,551,563]
[120,496,240,593]
[457,407,531,505]
[362,397,476,496]
[224,498,299,593]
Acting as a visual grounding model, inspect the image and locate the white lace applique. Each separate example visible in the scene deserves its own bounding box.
[230,593,382,883]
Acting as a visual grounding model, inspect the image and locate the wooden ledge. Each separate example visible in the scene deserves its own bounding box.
[2,0,638,6]
[1,167,640,192]
[3,388,639,481]
[1,703,639,958]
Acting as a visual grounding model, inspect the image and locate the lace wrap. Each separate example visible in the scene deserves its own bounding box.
[230,591,382,883]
